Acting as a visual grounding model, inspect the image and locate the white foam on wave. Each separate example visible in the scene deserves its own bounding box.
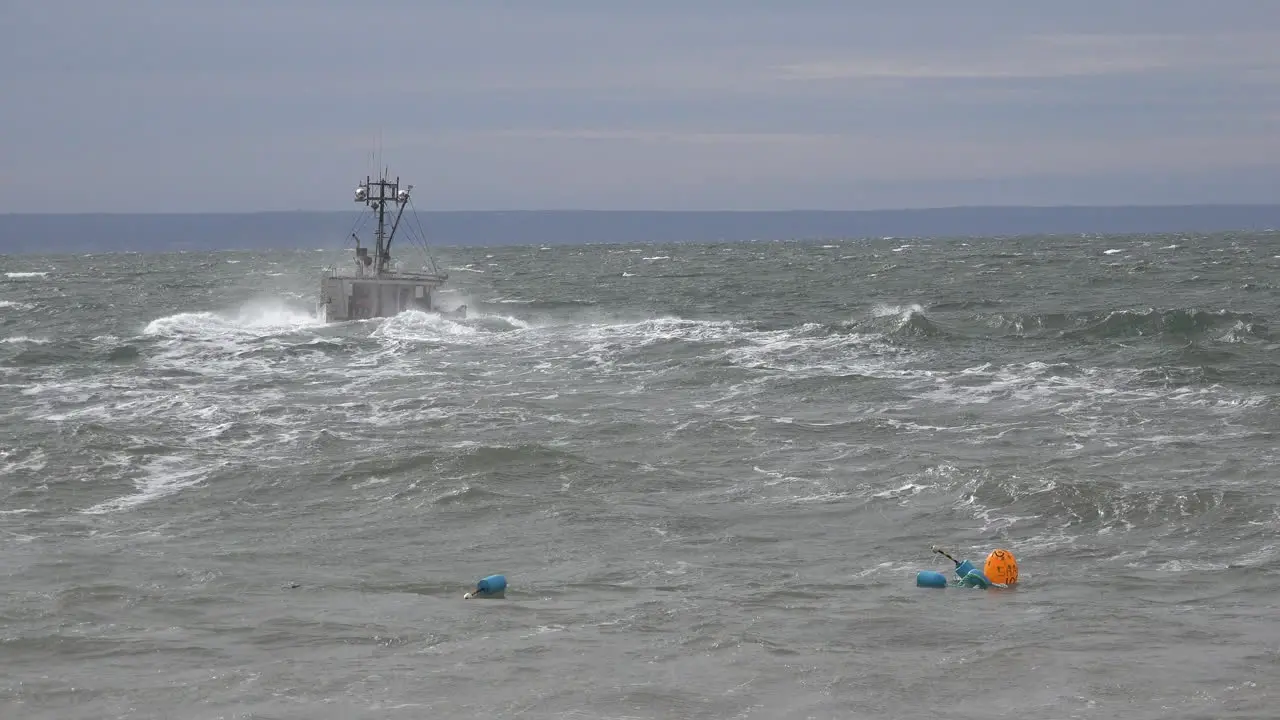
[1146,558,1229,573]
[38,383,218,425]
[722,324,907,380]
[371,309,481,342]
[850,559,919,579]
[81,456,214,515]
[871,303,925,319]
[578,316,737,346]
[0,300,35,310]
[374,312,909,397]
[871,482,934,502]
[920,361,1101,407]
[143,299,321,341]
[1,335,49,344]
[384,313,877,394]
[921,360,1269,424]
[854,463,1073,549]
[0,448,48,476]
[4,272,48,279]
[1230,543,1279,568]
[15,300,340,482]
[712,464,858,507]
[136,301,328,383]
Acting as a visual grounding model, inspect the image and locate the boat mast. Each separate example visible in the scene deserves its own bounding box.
[354,169,413,275]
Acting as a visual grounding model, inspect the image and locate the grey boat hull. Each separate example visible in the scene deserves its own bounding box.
[319,274,466,322]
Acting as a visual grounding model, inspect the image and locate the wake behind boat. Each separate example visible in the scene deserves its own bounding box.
[318,168,466,322]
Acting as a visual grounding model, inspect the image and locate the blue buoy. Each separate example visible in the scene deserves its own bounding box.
[465,574,507,599]
[916,570,948,588]
[950,559,992,588]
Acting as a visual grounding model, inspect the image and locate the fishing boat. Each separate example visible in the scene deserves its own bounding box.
[317,168,466,322]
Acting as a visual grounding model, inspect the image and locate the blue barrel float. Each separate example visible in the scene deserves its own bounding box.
[915,563,990,589]
[464,574,507,599]
[916,570,948,588]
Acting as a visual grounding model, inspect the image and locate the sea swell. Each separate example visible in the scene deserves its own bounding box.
[3,234,1280,718]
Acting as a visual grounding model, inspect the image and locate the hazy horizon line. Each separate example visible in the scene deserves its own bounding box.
[5,201,1280,217]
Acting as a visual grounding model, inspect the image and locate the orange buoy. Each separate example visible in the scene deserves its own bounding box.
[983,548,1019,586]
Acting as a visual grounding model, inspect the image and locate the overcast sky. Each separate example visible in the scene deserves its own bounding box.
[4,1,1279,212]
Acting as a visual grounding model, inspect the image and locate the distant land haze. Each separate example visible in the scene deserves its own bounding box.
[2,205,1280,254]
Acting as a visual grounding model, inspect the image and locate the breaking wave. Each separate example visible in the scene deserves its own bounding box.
[988,308,1268,342]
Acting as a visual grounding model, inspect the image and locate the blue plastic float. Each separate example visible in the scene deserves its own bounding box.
[464,574,507,599]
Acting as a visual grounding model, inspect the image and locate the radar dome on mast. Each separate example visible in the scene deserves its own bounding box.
[397,188,410,203]
[354,185,368,202]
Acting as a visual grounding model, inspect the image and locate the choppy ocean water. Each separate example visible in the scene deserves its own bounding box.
[2,232,1279,719]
